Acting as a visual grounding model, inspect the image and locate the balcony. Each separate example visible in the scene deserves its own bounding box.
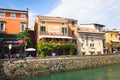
[40,32,68,36]
[39,32,72,39]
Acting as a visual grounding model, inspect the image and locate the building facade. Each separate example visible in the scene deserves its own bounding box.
[80,24,105,32]
[34,16,78,46]
[105,30,120,53]
[79,23,107,54]
[0,8,28,58]
[77,27,104,55]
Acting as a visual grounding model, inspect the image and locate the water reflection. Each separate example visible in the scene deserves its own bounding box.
[23,64,120,80]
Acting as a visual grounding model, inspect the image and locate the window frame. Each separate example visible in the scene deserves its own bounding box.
[72,39,77,44]
[81,43,84,47]
[40,26,46,35]
[90,43,94,48]
[62,27,67,35]
[91,40,94,42]
[20,22,26,32]
[115,34,117,38]
[10,13,16,18]
[0,12,5,17]
[0,21,5,31]
[110,34,112,37]
[42,21,46,24]
[61,22,65,25]
[72,21,75,26]
[20,14,26,18]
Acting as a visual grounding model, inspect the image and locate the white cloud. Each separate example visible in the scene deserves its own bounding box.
[48,0,120,30]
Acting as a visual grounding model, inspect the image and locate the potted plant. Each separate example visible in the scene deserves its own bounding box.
[89,51,95,55]
[81,51,86,55]
[97,51,101,55]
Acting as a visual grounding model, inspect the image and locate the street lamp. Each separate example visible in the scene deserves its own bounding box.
[8,44,12,60]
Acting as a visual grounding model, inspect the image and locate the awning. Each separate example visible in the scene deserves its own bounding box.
[39,35,73,39]
[0,34,20,38]
[111,40,120,47]
[25,48,36,51]
[111,40,120,43]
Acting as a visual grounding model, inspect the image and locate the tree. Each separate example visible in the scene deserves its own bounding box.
[19,29,32,48]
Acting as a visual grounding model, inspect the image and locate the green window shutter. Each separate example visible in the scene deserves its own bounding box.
[65,28,67,33]
[40,26,46,32]
[62,28,65,35]
[44,27,46,32]
[62,28,64,33]
[40,26,43,31]
[62,28,67,35]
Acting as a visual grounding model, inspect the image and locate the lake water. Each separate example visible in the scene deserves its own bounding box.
[22,64,120,80]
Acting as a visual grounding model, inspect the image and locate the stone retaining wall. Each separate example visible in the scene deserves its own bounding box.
[1,54,120,80]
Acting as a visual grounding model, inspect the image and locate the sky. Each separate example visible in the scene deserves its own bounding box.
[0,0,120,30]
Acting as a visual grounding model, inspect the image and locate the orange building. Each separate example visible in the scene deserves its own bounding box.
[34,16,78,47]
[32,16,78,56]
[0,8,28,58]
[0,8,28,34]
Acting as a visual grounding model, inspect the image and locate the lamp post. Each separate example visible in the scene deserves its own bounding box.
[8,44,12,60]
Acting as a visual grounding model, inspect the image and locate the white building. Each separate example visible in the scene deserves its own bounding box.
[77,27,104,55]
[80,23,104,32]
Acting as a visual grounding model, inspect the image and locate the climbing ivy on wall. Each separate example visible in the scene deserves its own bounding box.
[37,41,76,57]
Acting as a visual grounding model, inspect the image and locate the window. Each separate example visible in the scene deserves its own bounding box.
[61,22,65,25]
[81,37,85,42]
[20,22,26,32]
[0,12,5,17]
[0,22,5,31]
[90,43,94,47]
[91,40,94,42]
[110,34,112,37]
[40,26,46,34]
[72,21,75,26]
[95,26,100,32]
[42,21,46,24]
[21,14,26,18]
[72,30,74,35]
[10,13,16,18]
[81,43,84,47]
[62,27,67,35]
[81,36,83,39]
[82,40,85,42]
[72,39,77,44]
[115,34,117,38]
[99,42,101,46]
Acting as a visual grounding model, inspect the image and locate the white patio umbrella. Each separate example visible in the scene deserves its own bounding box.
[25,48,36,51]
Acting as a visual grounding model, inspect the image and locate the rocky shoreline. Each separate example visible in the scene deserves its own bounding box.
[0,54,120,80]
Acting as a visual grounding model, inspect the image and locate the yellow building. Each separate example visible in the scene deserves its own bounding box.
[105,30,120,53]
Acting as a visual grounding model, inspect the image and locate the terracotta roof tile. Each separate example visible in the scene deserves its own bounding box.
[37,16,77,22]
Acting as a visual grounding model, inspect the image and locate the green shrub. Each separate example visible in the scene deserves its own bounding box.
[37,41,76,57]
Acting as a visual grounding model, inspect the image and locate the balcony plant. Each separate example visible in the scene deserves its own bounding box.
[89,51,95,55]
[81,51,86,55]
[37,41,76,57]
[97,51,101,55]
